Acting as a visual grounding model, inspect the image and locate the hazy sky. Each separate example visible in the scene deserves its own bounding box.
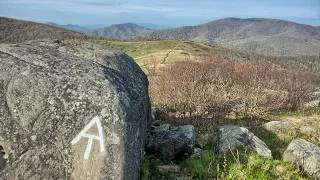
[0,0,319,27]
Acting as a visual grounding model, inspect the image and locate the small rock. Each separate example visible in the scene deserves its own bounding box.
[217,125,272,158]
[147,125,195,160]
[190,148,204,158]
[283,139,320,179]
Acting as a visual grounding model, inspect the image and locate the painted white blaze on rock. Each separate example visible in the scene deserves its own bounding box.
[71,116,105,159]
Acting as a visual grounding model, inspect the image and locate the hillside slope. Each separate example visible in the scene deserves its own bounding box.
[141,18,320,56]
[89,18,320,56]
[0,17,89,43]
[104,40,320,73]
[88,23,152,39]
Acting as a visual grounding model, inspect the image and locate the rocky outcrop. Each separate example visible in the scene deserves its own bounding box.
[304,90,320,108]
[262,121,295,129]
[0,40,151,180]
[283,139,320,179]
[304,100,320,108]
[217,125,272,158]
[146,124,195,160]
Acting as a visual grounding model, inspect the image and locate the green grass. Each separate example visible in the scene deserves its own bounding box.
[141,122,313,180]
[182,113,317,179]
[268,107,320,147]
[249,126,297,159]
[185,109,320,179]
[141,155,177,180]
[180,150,218,179]
[99,40,215,65]
[276,107,320,117]
[181,148,307,180]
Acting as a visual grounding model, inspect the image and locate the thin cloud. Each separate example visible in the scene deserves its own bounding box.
[0,0,319,26]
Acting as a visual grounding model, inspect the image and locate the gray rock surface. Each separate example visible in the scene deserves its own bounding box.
[147,125,195,160]
[217,125,272,158]
[283,139,320,179]
[151,124,170,134]
[0,40,151,180]
[262,121,295,129]
[190,148,204,158]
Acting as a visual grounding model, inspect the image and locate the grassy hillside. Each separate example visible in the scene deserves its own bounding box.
[0,17,90,43]
[102,40,215,65]
[101,40,320,73]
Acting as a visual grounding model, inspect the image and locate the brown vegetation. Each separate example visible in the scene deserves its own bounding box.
[148,54,320,126]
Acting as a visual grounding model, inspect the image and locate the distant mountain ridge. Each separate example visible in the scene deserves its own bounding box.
[88,23,152,39]
[136,23,172,29]
[88,18,320,56]
[141,18,320,55]
[46,22,89,32]
[46,22,171,32]
[143,18,320,42]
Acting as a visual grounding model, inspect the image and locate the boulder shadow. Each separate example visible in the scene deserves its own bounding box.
[0,145,6,172]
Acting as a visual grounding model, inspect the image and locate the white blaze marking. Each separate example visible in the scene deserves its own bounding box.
[71,116,105,159]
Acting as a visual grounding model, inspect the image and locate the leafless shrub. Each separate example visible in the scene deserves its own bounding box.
[149,54,320,126]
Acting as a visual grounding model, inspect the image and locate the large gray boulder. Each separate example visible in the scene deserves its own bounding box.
[146,124,195,160]
[0,40,151,180]
[283,139,320,179]
[217,125,272,158]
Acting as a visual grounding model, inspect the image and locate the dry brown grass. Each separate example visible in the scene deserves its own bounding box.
[148,54,320,127]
